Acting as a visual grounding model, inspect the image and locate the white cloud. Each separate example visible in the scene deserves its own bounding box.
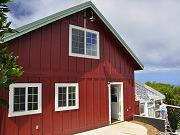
[8,0,180,73]
[8,0,87,27]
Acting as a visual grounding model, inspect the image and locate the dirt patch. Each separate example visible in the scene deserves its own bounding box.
[132,120,167,135]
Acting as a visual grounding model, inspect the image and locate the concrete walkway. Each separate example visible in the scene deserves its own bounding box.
[75,121,148,135]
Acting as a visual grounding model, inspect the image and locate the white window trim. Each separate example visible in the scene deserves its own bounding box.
[69,24,100,59]
[140,102,146,116]
[9,83,42,117]
[55,83,79,111]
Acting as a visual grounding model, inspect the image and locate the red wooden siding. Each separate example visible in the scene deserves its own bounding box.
[0,9,136,135]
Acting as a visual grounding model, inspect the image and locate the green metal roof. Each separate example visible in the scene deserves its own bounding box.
[3,1,144,69]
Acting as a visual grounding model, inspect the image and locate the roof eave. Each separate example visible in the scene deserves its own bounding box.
[89,3,144,70]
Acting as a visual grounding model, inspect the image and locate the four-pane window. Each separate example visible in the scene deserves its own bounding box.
[9,83,42,117]
[69,25,99,59]
[55,83,79,111]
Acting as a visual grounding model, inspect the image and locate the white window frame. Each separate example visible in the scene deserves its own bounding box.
[69,24,100,59]
[55,83,79,111]
[9,83,42,117]
[140,102,146,116]
[147,101,155,117]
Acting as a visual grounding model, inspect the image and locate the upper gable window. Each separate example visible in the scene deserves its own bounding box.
[69,25,100,59]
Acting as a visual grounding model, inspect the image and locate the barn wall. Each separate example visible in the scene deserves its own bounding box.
[0,9,135,135]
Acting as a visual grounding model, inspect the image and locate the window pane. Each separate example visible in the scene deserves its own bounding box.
[14,104,19,112]
[28,103,32,110]
[59,94,63,100]
[72,41,78,48]
[148,107,155,117]
[59,87,63,94]
[111,87,118,102]
[79,30,84,37]
[155,100,161,110]
[68,87,76,106]
[86,49,91,55]
[28,95,33,102]
[92,51,97,56]
[72,28,78,35]
[72,100,75,106]
[140,103,145,114]
[28,87,33,94]
[92,39,96,44]
[86,32,91,38]
[20,88,25,95]
[72,28,84,55]
[69,100,75,106]
[63,101,66,106]
[33,95,38,102]
[69,87,75,93]
[14,88,20,95]
[72,35,78,41]
[92,44,97,51]
[13,88,25,112]
[20,103,25,111]
[79,43,84,49]
[14,96,19,103]
[69,100,72,106]
[33,103,38,110]
[86,32,97,56]
[58,101,62,107]
[28,87,38,111]
[58,87,67,107]
[79,49,84,54]
[79,36,84,43]
[92,33,96,39]
[86,44,91,50]
[86,37,91,44]
[72,47,78,53]
[20,95,25,103]
[33,87,38,94]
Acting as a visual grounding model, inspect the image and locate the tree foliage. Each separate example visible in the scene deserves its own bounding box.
[145,81,180,130]
[0,0,23,106]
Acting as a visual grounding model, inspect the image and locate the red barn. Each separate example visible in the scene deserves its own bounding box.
[0,1,143,135]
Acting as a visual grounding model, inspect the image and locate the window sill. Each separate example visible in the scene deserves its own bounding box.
[69,53,100,59]
[8,109,42,117]
[55,106,79,112]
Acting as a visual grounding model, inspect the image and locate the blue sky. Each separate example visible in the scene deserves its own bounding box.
[8,0,180,86]
[136,72,180,85]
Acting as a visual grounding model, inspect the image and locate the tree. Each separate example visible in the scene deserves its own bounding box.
[0,0,23,106]
[145,81,180,131]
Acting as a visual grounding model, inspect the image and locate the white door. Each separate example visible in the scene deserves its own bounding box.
[111,85,121,120]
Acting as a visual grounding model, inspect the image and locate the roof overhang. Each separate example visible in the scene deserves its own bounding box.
[2,1,144,69]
